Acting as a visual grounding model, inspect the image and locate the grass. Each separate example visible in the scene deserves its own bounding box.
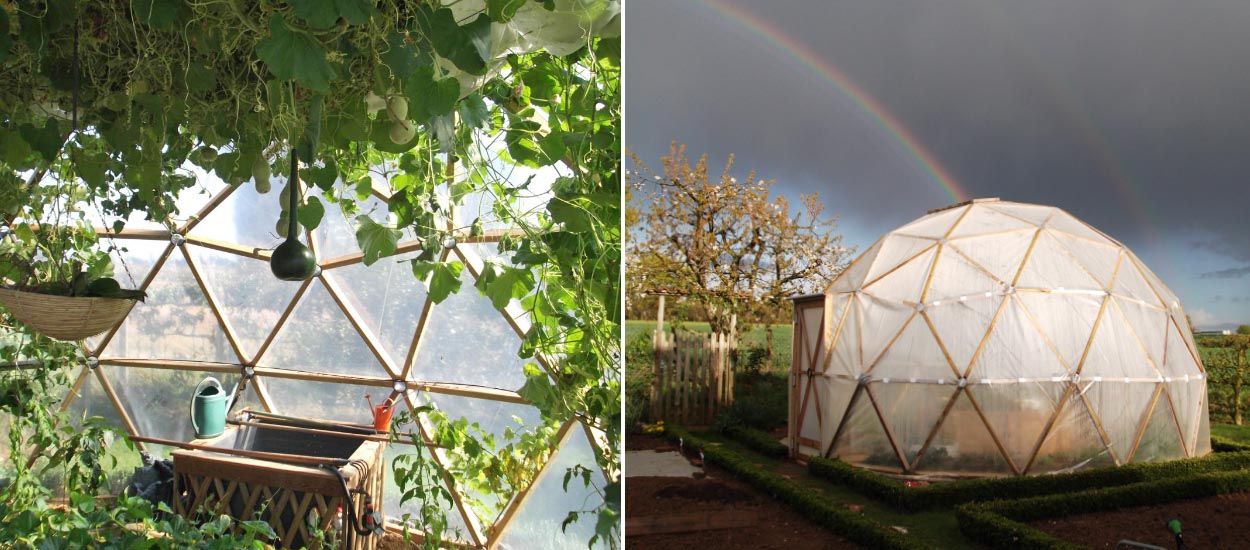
[1212,422,1250,442]
[625,320,793,373]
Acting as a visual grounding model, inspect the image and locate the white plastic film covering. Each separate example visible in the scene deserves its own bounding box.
[412,268,529,390]
[102,252,236,363]
[495,426,606,550]
[186,245,300,360]
[801,200,1210,477]
[325,252,430,367]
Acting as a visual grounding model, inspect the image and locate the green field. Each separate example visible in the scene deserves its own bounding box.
[625,320,794,373]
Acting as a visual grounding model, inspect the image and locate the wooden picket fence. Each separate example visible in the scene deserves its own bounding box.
[650,328,737,425]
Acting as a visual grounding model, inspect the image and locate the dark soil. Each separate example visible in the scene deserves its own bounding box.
[626,433,858,549]
[1031,491,1250,549]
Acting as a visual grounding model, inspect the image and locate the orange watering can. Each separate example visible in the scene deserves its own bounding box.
[366,394,395,432]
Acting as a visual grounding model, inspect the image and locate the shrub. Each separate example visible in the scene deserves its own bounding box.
[624,332,654,428]
[957,470,1250,549]
[722,426,789,458]
[663,426,927,550]
[808,450,1250,510]
[720,371,789,431]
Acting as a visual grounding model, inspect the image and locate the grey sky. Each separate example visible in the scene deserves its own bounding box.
[625,0,1250,330]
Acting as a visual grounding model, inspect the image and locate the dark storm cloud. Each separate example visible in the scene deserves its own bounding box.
[625,0,1250,326]
[1200,266,1250,280]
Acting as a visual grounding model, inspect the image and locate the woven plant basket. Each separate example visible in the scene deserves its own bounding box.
[0,287,138,341]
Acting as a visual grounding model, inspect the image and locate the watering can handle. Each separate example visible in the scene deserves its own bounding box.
[190,377,223,437]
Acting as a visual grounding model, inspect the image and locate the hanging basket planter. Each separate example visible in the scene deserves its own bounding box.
[0,287,138,341]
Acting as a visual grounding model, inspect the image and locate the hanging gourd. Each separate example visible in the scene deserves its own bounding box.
[269,151,317,281]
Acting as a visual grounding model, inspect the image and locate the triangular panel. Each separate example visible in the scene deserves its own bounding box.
[863,247,935,303]
[495,425,609,550]
[925,294,1002,373]
[1029,390,1116,474]
[827,296,861,376]
[984,202,1054,227]
[102,251,236,363]
[968,381,1066,469]
[829,240,883,293]
[948,204,1036,238]
[873,383,955,466]
[912,390,1013,475]
[1161,321,1201,378]
[817,376,858,453]
[869,316,953,380]
[260,376,376,425]
[260,279,390,377]
[862,235,935,286]
[412,268,528,390]
[1083,380,1156,463]
[1130,393,1184,464]
[1168,379,1203,456]
[857,294,914,369]
[830,388,902,470]
[1111,260,1162,306]
[1046,210,1114,245]
[1114,297,1167,370]
[1016,232,1101,291]
[326,252,430,368]
[188,181,285,252]
[1049,231,1121,289]
[1080,302,1154,380]
[970,296,1068,380]
[948,228,1035,286]
[187,245,301,361]
[1015,291,1102,370]
[893,206,966,239]
[925,246,1000,303]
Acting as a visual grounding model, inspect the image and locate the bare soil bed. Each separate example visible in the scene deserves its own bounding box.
[626,433,857,549]
[1030,491,1250,548]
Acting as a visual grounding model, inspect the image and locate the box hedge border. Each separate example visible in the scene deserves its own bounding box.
[955,469,1250,549]
[721,426,789,458]
[662,426,927,550]
[808,449,1250,510]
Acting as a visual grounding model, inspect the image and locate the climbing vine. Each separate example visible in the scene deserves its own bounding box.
[0,0,619,547]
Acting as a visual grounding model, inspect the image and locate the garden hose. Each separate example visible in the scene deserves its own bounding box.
[321,459,379,548]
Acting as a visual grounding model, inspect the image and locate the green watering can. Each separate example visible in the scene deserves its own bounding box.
[189,377,234,439]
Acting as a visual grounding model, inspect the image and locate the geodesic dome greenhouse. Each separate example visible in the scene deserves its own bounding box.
[790,199,1210,477]
[37,174,606,548]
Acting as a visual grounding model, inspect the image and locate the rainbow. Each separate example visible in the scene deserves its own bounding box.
[697,0,970,202]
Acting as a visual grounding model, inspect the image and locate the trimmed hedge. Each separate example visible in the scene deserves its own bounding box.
[663,426,927,550]
[722,426,789,458]
[957,470,1250,549]
[808,450,1250,510]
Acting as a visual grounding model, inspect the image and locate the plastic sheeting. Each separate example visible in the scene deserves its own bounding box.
[794,199,1209,476]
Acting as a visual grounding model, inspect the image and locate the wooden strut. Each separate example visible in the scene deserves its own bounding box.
[128,434,350,467]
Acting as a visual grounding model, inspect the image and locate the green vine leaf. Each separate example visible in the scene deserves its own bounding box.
[487,0,528,23]
[412,260,463,304]
[255,15,339,93]
[19,120,65,164]
[458,93,491,129]
[355,216,400,266]
[475,263,534,310]
[404,66,460,124]
[289,0,375,30]
[298,195,325,230]
[132,0,187,29]
[382,31,428,80]
[418,7,492,76]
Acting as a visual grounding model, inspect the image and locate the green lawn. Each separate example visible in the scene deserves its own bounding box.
[1212,422,1250,443]
[625,320,794,373]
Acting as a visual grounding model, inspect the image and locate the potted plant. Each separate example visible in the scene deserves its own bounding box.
[0,217,146,341]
